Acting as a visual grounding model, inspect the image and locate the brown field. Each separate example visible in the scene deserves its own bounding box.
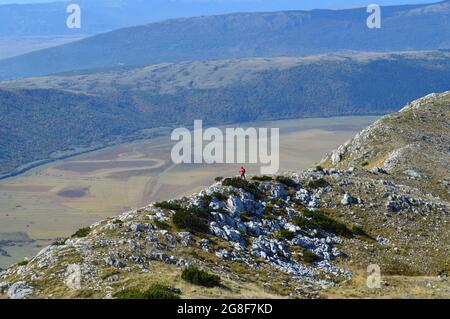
[0,116,378,268]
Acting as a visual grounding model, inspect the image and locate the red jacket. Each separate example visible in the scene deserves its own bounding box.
[239,168,246,174]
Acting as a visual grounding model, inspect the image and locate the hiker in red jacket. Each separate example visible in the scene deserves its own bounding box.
[239,166,246,180]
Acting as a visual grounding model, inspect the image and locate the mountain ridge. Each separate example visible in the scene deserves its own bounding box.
[0,91,448,299]
[0,1,449,80]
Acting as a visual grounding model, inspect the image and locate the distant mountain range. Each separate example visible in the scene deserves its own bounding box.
[0,0,441,37]
[0,1,449,80]
[1,51,449,176]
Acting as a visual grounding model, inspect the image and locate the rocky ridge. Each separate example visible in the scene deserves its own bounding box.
[0,92,448,299]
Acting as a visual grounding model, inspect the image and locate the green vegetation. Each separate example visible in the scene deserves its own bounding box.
[361,161,369,167]
[114,284,181,299]
[52,238,67,246]
[293,210,352,237]
[16,260,29,266]
[222,177,263,199]
[252,176,273,182]
[214,176,224,182]
[154,201,181,211]
[172,207,209,234]
[351,225,367,237]
[302,250,320,264]
[315,165,324,172]
[71,227,91,238]
[275,176,297,188]
[211,192,228,202]
[181,267,221,287]
[153,219,170,230]
[306,178,329,189]
[275,229,296,240]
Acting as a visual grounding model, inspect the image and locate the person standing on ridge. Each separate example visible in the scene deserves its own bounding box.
[239,166,246,180]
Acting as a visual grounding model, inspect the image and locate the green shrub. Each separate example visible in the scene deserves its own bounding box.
[302,250,320,263]
[153,219,170,230]
[154,201,182,211]
[112,219,123,225]
[181,267,221,287]
[172,208,208,233]
[275,176,297,188]
[293,210,353,237]
[16,260,29,266]
[52,238,67,246]
[222,177,263,199]
[361,161,369,167]
[351,225,367,236]
[72,227,91,238]
[276,229,296,240]
[306,178,329,189]
[114,284,180,299]
[214,176,224,182]
[252,175,273,182]
[211,192,228,202]
[315,165,324,172]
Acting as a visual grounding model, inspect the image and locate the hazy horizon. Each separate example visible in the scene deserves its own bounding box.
[0,0,441,9]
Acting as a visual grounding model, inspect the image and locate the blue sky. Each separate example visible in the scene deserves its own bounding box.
[0,0,440,7]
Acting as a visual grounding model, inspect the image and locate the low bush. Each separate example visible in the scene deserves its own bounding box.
[181,267,221,287]
[252,175,273,182]
[153,219,170,230]
[315,165,324,172]
[211,192,228,202]
[52,238,67,246]
[306,178,329,189]
[214,176,224,182]
[275,176,297,188]
[72,227,91,238]
[222,177,263,199]
[293,210,353,237]
[16,260,29,266]
[276,229,296,240]
[351,225,367,236]
[361,161,369,167]
[154,201,181,211]
[302,250,320,263]
[172,208,209,233]
[114,284,180,299]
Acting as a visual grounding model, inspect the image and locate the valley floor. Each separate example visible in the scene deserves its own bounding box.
[0,116,378,268]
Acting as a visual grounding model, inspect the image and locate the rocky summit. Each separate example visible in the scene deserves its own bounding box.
[0,92,449,299]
